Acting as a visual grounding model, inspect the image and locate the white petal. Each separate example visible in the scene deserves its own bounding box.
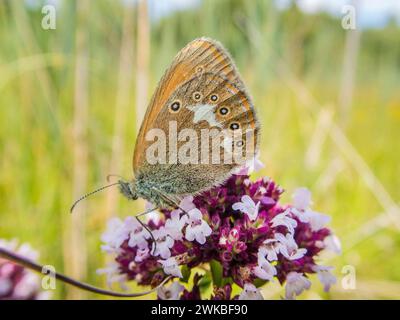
[196,233,206,245]
[324,234,342,254]
[180,196,196,212]
[288,248,307,260]
[158,281,184,300]
[292,188,312,210]
[170,210,181,221]
[307,210,331,231]
[159,246,171,259]
[200,221,212,236]
[239,283,264,300]
[285,272,311,300]
[145,210,161,224]
[241,195,255,209]
[185,226,196,242]
[188,208,202,220]
[232,202,245,211]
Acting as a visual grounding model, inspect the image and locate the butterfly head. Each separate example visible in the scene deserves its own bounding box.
[118,179,138,201]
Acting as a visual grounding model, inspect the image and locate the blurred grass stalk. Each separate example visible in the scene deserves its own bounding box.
[135,0,150,130]
[103,3,135,219]
[64,0,90,300]
[10,0,55,109]
[338,0,360,127]
[133,0,150,213]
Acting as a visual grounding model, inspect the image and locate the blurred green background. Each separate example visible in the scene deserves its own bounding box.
[0,0,399,299]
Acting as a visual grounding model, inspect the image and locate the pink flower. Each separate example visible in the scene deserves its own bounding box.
[275,233,307,261]
[100,218,130,253]
[294,209,331,232]
[270,209,298,234]
[323,234,342,254]
[165,210,188,241]
[99,173,339,300]
[259,239,281,261]
[157,281,184,300]
[126,217,150,250]
[292,187,312,210]
[135,247,150,262]
[96,262,128,290]
[285,272,311,300]
[238,283,264,300]
[236,154,265,175]
[179,196,196,212]
[152,227,174,259]
[145,201,161,224]
[247,154,265,173]
[312,265,336,292]
[253,253,277,281]
[185,209,212,244]
[158,257,182,278]
[0,239,51,300]
[232,195,260,221]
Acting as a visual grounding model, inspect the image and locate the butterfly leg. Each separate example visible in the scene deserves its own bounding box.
[135,206,158,217]
[135,216,157,255]
[140,188,192,256]
[133,206,159,255]
[151,187,191,216]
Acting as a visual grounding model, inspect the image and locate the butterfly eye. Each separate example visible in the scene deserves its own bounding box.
[169,100,181,113]
[192,91,203,102]
[229,122,240,130]
[210,94,219,102]
[219,107,229,115]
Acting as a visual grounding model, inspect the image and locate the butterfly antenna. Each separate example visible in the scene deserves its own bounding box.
[135,216,157,255]
[70,182,121,213]
[106,174,125,183]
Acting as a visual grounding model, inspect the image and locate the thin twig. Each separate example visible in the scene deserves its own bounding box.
[0,248,171,298]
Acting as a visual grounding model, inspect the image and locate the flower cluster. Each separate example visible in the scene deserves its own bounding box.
[99,167,340,300]
[0,239,51,300]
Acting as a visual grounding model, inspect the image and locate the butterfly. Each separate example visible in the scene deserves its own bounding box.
[71,37,259,213]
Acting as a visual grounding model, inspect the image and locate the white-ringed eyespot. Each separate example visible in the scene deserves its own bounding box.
[219,106,229,115]
[210,94,219,102]
[229,122,240,130]
[192,91,203,102]
[169,100,181,113]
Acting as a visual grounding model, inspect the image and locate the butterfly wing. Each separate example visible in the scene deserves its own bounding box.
[133,38,259,202]
[134,37,251,168]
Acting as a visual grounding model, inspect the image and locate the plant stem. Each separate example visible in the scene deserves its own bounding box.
[0,248,171,298]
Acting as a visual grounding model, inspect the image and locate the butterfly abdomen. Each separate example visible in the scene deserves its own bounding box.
[135,164,234,208]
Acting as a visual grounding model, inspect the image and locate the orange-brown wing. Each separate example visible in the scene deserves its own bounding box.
[134,71,259,201]
[133,37,248,172]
